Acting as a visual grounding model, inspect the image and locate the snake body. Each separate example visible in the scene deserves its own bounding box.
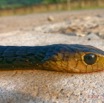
[0,44,104,73]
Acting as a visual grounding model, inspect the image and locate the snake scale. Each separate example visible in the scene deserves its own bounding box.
[0,44,104,73]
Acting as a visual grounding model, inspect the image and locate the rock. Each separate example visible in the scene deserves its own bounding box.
[47,16,54,22]
[77,32,86,37]
[0,24,104,103]
[98,30,104,38]
[86,33,100,39]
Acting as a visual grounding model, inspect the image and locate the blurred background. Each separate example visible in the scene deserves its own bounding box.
[0,0,104,16]
[0,0,103,37]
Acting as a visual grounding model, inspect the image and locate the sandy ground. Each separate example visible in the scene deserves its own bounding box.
[0,9,104,103]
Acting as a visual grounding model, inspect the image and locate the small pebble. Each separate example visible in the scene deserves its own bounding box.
[47,16,54,22]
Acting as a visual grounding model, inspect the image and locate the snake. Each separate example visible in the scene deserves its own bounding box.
[0,44,104,73]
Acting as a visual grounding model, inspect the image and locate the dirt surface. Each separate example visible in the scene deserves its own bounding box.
[0,9,104,103]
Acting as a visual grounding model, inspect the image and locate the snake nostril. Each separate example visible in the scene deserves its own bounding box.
[83,53,97,65]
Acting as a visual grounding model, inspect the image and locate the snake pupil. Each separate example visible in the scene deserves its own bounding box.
[84,53,97,65]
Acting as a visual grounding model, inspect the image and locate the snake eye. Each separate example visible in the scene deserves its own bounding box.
[83,53,97,65]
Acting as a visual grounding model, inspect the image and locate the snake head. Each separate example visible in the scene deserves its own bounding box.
[80,45,104,73]
[41,44,104,73]
[65,44,104,73]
